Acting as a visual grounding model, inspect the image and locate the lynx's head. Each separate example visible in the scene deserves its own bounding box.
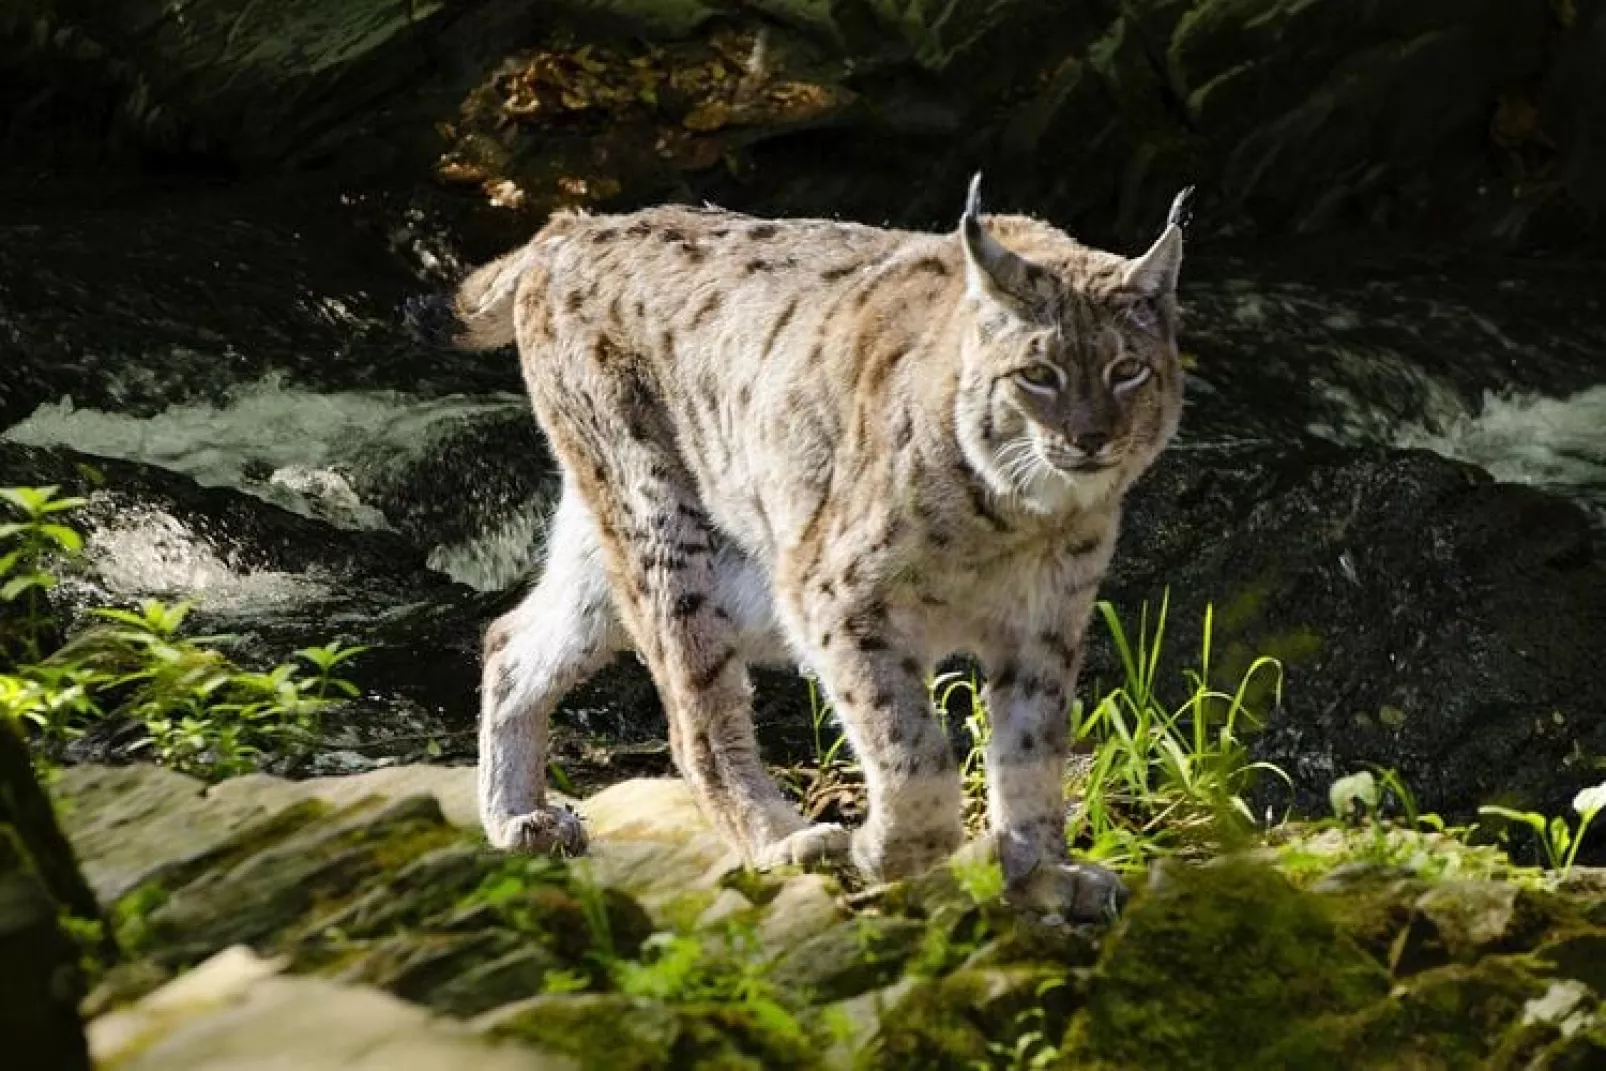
[953,177,1188,516]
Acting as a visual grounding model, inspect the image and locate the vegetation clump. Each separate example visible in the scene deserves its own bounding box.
[1,485,365,778]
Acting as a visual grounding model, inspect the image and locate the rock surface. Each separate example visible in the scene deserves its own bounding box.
[7,1,1605,249]
[89,946,572,1071]
[1103,440,1606,839]
[44,761,1606,1068]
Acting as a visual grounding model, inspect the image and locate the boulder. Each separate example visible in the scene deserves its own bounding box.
[1101,439,1606,840]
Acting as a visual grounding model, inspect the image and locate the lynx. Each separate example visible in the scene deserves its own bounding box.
[457,177,1189,918]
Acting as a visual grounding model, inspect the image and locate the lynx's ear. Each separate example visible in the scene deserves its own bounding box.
[1123,186,1194,297]
[959,173,1039,313]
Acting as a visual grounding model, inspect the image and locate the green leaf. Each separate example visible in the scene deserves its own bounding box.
[1477,805,1549,837]
[1549,816,1573,861]
[39,524,83,553]
[0,486,56,515]
[0,573,51,601]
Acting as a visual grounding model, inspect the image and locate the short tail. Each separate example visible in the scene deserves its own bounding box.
[448,243,542,351]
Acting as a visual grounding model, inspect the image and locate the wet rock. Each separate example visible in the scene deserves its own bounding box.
[340,405,558,585]
[0,194,518,433]
[1102,441,1606,841]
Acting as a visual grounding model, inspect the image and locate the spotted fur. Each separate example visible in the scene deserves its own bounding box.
[460,180,1188,912]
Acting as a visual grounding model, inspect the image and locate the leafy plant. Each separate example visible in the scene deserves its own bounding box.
[1479,780,1606,878]
[0,484,87,658]
[0,486,366,779]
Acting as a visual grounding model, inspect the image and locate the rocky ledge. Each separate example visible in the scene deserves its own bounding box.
[24,761,1606,1069]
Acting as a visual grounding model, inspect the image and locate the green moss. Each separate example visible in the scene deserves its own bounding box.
[1065,859,1389,1069]
[1269,957,1549,1068]
[675,1003,817,1070]
[1216,581,1274,634]
[865,966,1075,1071]
[484,994,683,1070]
[771,916,927,1002]
[719,867,787,908]
[110,881,169,955]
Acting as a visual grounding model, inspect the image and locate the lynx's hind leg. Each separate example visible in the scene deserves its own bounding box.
[528,347,839,867]
[479,480,626,854]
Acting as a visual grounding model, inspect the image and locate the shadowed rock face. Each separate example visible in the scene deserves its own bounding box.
[5,1,1605,250]
[1103,441,1606,838]
[0,721,100,1071]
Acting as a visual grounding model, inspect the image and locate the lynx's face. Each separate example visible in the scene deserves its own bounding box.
[954,189,1188,515]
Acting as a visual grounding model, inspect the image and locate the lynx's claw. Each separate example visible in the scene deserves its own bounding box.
[756,823,851,869]
[1007,862,1128,924]
[486,806,589,857]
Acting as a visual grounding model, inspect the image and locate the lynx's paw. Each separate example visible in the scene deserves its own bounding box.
[756,823,851,869]
[851,822,962,882]
[485,806,589,857]
[1006,862,1127,924]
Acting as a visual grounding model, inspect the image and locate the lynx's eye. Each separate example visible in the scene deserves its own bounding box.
[1106,358,1152,393]
[1123,300,1161,336]
[1014,364,1062,394]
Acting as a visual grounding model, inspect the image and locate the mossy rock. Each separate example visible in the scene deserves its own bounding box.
[124,794,458,966]
[863,965,1075,1070]
[1488,979,1605,1069]
[1308,866,1428,968]
[770,915,928,1003]
[479,993,681,1070]
[1532,930,1606,994]
[478,992,817,1070]
[1393,882,1571,975]
[1268,956,1551,1068]
[1065,858,1390,1068]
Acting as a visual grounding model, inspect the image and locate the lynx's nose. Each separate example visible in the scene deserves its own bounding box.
[1070,430,1111,456]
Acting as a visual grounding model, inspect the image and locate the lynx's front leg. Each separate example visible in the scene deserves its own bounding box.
[785,586,964,881]
[982,627,1126,921]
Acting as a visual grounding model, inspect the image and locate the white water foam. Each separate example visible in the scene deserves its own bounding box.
[426,502,550,594]
[1392,385,1606,521]
[76,505,332,613]
[3,375,536,588]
